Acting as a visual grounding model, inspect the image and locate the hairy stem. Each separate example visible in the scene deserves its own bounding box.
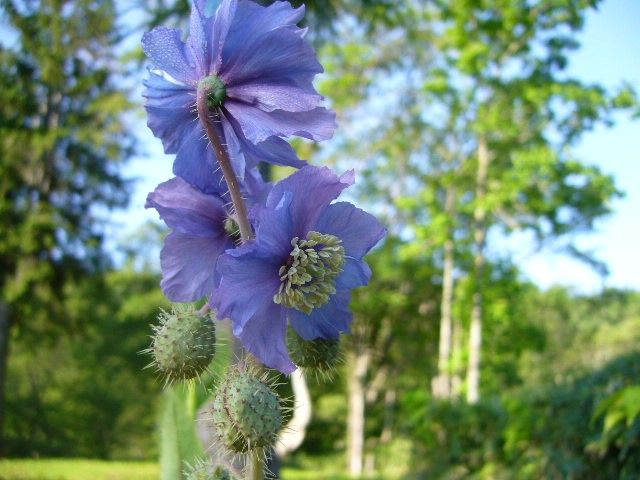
[196,86,264,479]
[248,450,264,480]
[196,89,253,242]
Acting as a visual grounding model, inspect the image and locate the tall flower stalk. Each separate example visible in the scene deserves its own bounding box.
[142,1,385,478]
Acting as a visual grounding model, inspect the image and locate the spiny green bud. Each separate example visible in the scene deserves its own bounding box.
[146,305,216,384]
[274,231,345,314]
[198,75,227,109]
[184,459,231,480]
[210,366,282,454]
[287,327,341,378]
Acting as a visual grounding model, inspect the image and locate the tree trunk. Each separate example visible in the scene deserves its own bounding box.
[466,138,490,404]
[432,186,456,399]
[347,349,369,477]
[0,302,9,454]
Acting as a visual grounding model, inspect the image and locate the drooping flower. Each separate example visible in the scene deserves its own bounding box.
[210,166,386,373]
[142,0,335,194]
[145,176,242,302]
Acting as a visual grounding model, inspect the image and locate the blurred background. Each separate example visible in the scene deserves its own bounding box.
[0,0,639,479]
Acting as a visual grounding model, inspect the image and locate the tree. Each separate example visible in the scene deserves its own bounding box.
[0,0,134,449]
[317,0,636,405]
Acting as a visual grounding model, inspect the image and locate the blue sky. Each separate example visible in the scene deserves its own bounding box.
[503,0,640,292]
[113,0,640,293]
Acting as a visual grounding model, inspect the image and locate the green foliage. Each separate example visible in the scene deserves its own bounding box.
[402,394,506,479]
[400,352,640,480]
[0,0,134,319]
[5,269,167,458]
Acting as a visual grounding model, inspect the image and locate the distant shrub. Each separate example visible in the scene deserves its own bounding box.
[402,352,640,479]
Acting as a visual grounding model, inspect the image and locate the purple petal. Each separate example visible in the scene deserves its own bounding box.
[223,113,306,170]
[315,202,387,259]
[211,244,281,328]
[221,27,322,91]
[187,0,214,77]
[245,136,306,169]
[173,122,226,195]
[288,290,352,341]
[160,231,228,302]
[142,27,197,84]
[255,191,296,260]
[211,0,238,74]
[145,177,227,237]
[143,72,197,154]
[227,83,322,113]
[266,166,354,237]
[225,102,336,144]
[220,0,306,72]
[234,302,295,374]
[243,167,272,206]
[336,257,372,290]
[219,110,247,180]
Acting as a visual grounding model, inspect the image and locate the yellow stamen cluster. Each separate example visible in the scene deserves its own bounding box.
[274,231,345,314]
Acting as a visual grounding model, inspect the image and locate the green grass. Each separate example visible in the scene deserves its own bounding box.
[0,459,158,480]
[0,457,389,480]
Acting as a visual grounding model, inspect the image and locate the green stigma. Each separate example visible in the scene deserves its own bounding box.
[198,75,226,108]
[274,231,345,314]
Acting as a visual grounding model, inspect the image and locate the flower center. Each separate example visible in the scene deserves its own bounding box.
[198,75,226,108]
[274,231,345,314]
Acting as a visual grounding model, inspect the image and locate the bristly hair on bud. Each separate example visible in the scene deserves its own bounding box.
[143,304,217,385]
[209,364,284,456]
[287,327,341,381]
[184,458,232,480]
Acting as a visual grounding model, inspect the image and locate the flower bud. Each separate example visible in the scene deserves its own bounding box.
[210,366,282,453]
[287,327,340,378]
[147,305,216,384]
[184,459,231,480]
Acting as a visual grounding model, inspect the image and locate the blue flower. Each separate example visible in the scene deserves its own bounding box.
[145,176,239,302]
[142,0,335,194]
[211,166,386,373]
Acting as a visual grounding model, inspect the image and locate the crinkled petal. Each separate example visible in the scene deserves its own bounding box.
[145,177,227,237]
[187,0,214,77]
[220,0,306,73]
[211,244,281,328]
[221,27,322,91]
[173,122,226,194]
[143,72,197,154]
[315,202,387,259]
[227,83,322,113]
[266,166,354,237]
[211,0,238,74]
[235,302,295,374]
[225,101,335,144]
[160,231,228,302]
[288,290,352,341]
[142,27,197,84]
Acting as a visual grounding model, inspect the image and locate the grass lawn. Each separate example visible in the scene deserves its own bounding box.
[0,458,380,480]
[0,459,158,480]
